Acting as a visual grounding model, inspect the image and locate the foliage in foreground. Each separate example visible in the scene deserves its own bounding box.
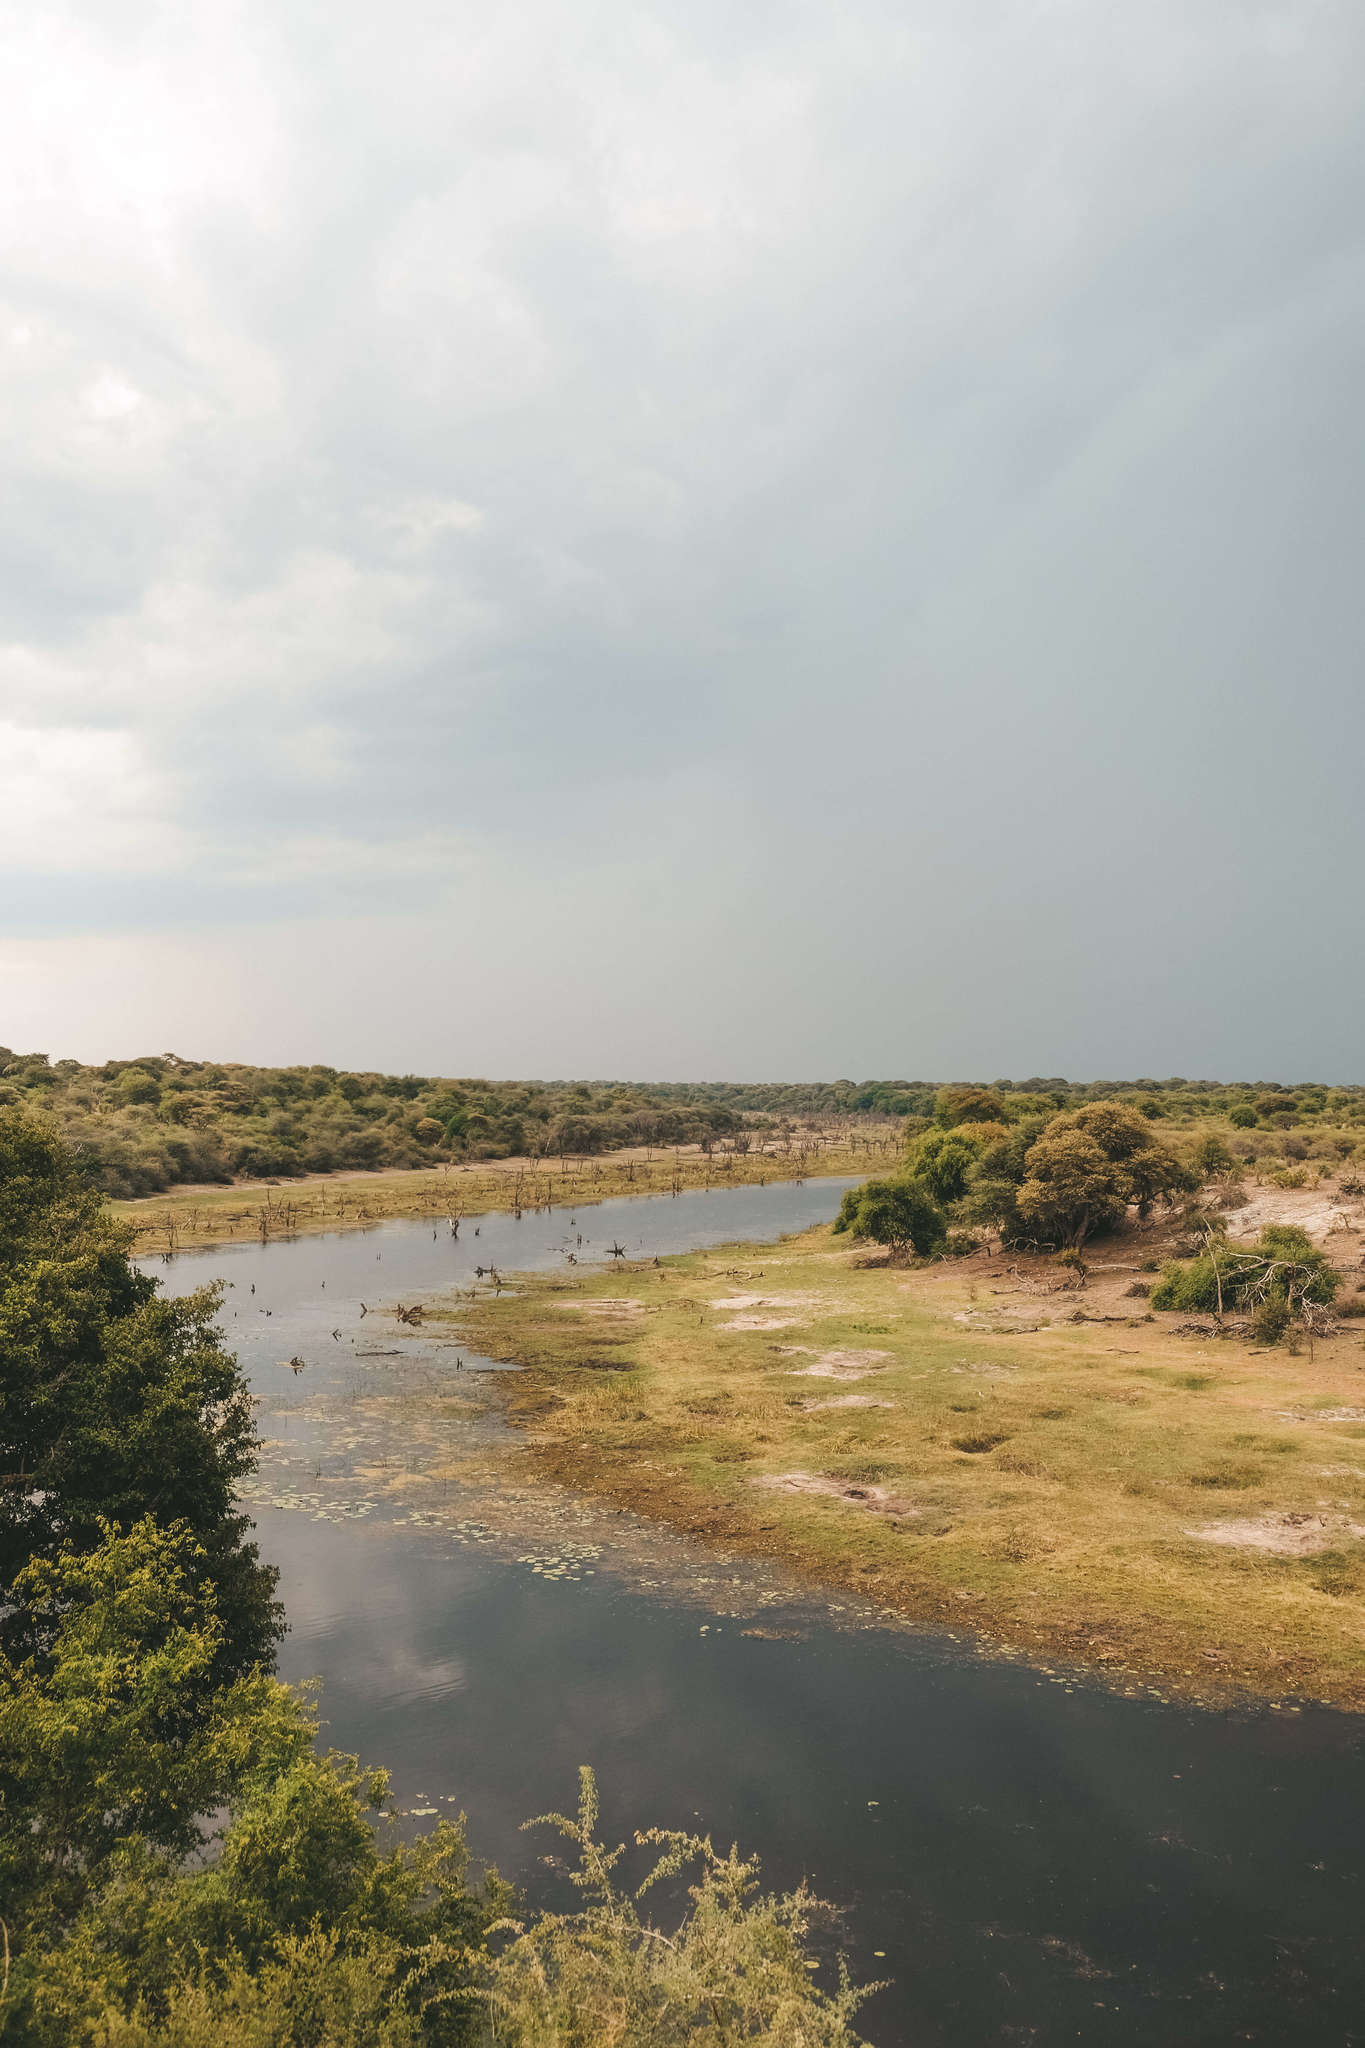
[0,1112,280,1684]
[0,1520,502,2047]
[487,1767,874,2047]
[1,1115,875,2045]
[0,1527,875,2046]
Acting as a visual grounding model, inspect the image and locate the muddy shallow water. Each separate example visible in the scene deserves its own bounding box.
[148,1179,1365,2047]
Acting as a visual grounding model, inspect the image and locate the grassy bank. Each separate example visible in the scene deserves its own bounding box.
[449,1208,1365,1709]
[114,1129,897,1253]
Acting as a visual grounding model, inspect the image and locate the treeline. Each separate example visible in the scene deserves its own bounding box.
[0,1111,873,2045]
[0,1055,757,1198]
[834,1082,1363,1321]
[4,1047,1364,1199]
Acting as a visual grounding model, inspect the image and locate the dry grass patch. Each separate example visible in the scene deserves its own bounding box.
[451,1224,1365,1707]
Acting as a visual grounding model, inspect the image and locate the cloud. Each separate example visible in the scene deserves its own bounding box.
[0,723,184,874]
[1,0,1362,1073]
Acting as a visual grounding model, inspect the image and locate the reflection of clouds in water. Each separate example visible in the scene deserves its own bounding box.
[269,1527,476,1711]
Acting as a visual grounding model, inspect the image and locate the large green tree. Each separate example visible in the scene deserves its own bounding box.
[1014,1101,1193,1248]
[0,1112,280,1683]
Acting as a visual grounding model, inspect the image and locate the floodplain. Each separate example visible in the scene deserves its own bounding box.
[450,1185,1365,1709]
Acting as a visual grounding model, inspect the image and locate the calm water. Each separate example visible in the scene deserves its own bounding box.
[150,1181,1365,2047]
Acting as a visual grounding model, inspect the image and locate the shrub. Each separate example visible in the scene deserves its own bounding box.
[833,1176,947,1256]
[1193,1132,1235,1179]
[1228,1102,1259,1129]
[485,1769,874,2047]
[1251,1298,1292,1344]
[1151,1225,1338,1324]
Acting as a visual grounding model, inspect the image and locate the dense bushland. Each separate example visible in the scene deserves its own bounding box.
[837,1095,1198,1256]
[4,1049,1364,1198]
[832,1080,1364,1343]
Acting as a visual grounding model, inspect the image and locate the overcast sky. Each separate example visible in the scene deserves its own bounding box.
[2,1,1362,1080]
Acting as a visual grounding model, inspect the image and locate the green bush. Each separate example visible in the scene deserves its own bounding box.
[905,1128,982,1203]
[1251,1298,1292,1344]
[1150,1225,1339,1322]
[833,1176,947,1255]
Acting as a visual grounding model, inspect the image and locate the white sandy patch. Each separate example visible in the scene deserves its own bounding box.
[799,1394,895,1412]
[1225,1188,1363,1244]
[557,1299,644,1317]
[779,1346,892,1381]
[755,1470,917,1515]
[721,1314,808,1331]
[1186,1512,1365,1555]
[712,1293,821,1310]
[1274,1407,1365,1424]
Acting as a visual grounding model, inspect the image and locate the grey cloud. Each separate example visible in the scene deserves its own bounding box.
[2,0,1363,1073]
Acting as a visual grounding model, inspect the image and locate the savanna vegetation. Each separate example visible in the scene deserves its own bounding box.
[113,1127,898,1256]
[0,1111,876,2045]
[6,1048,1365,1200]
[835,1093,1200,1257]
[452,1188,1365,1710]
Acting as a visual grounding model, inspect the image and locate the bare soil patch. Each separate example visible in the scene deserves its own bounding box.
[755,1471,918,1517]
[779,1347,892,1380]
[1186,1513,1365,1556]
[799,1394,895,1413]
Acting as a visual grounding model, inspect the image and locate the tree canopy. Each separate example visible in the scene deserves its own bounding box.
[1,1119,876,2045]
[0,1111,280,1684]
[833,1177,947,1256]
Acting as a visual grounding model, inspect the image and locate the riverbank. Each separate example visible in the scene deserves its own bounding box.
[113,1127,899,1252]
[448,1211,1365,1709]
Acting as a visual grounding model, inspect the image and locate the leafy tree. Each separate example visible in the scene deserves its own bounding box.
[1014,1101,1192,1247]
[933,1085,1007,1129]
[905,1128,981,1204]
[1192,1131,1235,1179]
[833,1177,946,1256]
[1227,1101,1259,1129]
[0,1519,303,1938]
[0,1112,280,1684]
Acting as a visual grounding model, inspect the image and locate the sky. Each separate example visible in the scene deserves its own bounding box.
[2,0,1363,1082]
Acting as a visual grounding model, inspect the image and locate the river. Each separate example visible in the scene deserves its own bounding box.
[146,1178,1365,2047]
